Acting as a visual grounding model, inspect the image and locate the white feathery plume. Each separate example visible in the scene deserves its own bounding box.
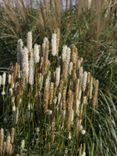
[1,72,6,95]
[8,74,12,85]
[68,131,72,140]
[1,90,5,96]
[77,89,82,115]
[79,66,83,80]
[45,72,51,89]
[17,39,23,65]
[2,72,6,86]
[66,47,71,65]
[69,62,73,75]
[21,140,25,150]
[43,37,49,53]
[27,31,32,52]
[71,109,74,125]
[15,107,19,124]
[62,46,71,79]
[34,44,40,63]
[51,33,57,56]
[81,151,86,156]
[43,37,49,46]
[9,88,13,96]
[55,66,61,87]
[88,0,92,9]
[82,71,88,92]
[28,103,32,111]
[12,104,16,112]
[62,45,67,62]
[29,52,34,85]
[21,47,29,82]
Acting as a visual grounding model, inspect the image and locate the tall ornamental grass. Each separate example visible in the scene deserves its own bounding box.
[0,31,99,155]
[0,0,116,155]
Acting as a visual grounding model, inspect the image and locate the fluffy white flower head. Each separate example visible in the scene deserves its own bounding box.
[55,66,61,87]
[27,31,32,52]
[21,47,29,82]
[29,53,34,85]
[2,72,6,85]
[51,33,57,56]
[34,44,40,63]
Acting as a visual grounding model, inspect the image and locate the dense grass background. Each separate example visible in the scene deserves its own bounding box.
[0,0,117,155]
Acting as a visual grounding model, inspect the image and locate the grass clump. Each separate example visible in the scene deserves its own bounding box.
[0,31,99,155]
[0,0,116,155]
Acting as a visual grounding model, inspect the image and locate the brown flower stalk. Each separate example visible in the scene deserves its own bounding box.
[11,128,15,144]
[75,79,81,115]
[6,135,12,156]
[49,82,54,106]
[71,45,78,65]
[67,90,73,130]
[62,87,67,111]
[92,79,99,108]
[89,76,94,99]
[0,128,4,155]
[79,96,87,121]
[42,37,49,74]
[44,73,51,113]
[87,72,91,96]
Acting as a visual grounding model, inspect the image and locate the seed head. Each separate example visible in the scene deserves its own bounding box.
[29,52,34,85]
[55,66,61,87]
[62,45,67,62]
[27,31,32,52]
[21,47,29,82]
[17,39,23,65]
[2,72,6,86]
[34,44,40,63]
[93,79,99,108]
[8,74,12,85]
[82,71,88,92]
[21,139,25,150]
[51,33,58,56]
[69,62,73,75]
